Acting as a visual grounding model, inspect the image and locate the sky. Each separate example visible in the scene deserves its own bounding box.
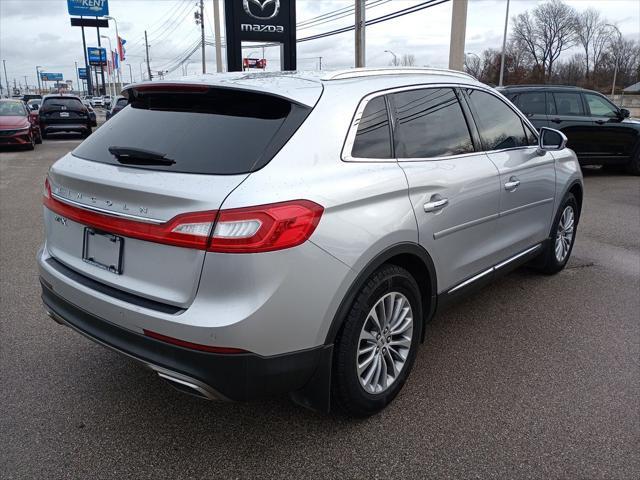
[0,0,638,92]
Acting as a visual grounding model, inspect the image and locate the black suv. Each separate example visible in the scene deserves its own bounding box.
[499,85,639,174]
[39,94,92,139]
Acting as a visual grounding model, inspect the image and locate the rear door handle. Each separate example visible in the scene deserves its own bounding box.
[504,177,521,191]
[551,118,561,124]
[595,119,606,125]
[424,197,449,213]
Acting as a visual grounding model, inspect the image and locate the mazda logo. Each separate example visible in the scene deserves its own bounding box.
[243,0,280,20]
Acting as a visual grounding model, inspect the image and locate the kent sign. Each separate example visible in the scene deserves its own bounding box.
[67,0,109,17]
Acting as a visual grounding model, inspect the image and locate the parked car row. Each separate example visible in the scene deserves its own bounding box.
[499,85,640,175]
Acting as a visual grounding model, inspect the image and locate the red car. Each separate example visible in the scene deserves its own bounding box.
[0,98,42,149]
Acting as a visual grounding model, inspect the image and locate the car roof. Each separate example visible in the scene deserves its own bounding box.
[124,68,483,108]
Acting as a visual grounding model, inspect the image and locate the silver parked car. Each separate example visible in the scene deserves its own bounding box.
[39,68,583,416]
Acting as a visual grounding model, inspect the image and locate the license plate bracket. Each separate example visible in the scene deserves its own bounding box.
[82,228,124,274]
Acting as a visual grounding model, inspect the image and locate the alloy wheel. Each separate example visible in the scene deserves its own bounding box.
[555,205,575,262]
[357,292,413,394]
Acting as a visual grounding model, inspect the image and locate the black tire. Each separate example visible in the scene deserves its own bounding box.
[536,193,579,275]
[332,264,422,417]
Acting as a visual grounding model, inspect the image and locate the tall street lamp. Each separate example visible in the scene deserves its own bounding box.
[384,50,398,66]
[498,0,511,86]
[100,34,114,96]
[126,64,133,84]
[606,24,623,97]
[35,65,43,94]
[104,16,122,87]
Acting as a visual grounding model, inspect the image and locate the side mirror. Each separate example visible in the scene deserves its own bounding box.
[537,127,567,155]
[619,108,630,118]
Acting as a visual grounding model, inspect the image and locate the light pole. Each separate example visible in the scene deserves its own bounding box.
[100,34,114,96]
[384,50,398,66]
[104,16,122,88]
[35,66,42,95]
[126,64,133,84]
[3,60,10,97]
[139,62,145,81]
[498,0,510,86]
[74,61,80,94]
[606,24,622,97]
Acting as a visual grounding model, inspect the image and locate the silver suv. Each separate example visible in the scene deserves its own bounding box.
[39,68,583,416]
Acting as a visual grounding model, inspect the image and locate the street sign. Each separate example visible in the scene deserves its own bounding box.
[70,17,109,28]
[67,0,109,17]
[78,68,88,79]
[40,72,63,81]
[87,47,107,66]
[243,58,267,69]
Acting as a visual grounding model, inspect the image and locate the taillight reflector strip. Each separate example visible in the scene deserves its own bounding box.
[43,178,215,250]
[43,178,323,253]
[143,329,248,354]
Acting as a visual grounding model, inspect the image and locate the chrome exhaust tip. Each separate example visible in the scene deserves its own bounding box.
[151,367,224,401]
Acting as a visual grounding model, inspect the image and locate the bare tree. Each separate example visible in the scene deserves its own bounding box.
[576,8,601,79]
[401,54,416,67]
[464,54,482,78]
[512,0,577,81]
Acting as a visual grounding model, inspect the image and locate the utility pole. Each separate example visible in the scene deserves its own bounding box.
[144,30,152,81]
[448,0,468,71]
[319,56,323,70]
[498,0,510,86]
[213,0,223,72]
[194,0,206,73]
[2,60,9,98]
[23,76,29,93]
[354,0,365,68]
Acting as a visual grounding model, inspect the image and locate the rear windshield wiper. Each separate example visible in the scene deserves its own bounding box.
[108,146,176,166]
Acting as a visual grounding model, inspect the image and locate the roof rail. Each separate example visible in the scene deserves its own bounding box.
[322,67,476,81]
[499,84,581,89]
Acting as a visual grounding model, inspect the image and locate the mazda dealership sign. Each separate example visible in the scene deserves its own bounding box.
[225,0,296,71]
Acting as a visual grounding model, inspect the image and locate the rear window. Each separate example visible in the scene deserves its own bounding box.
[351,96,391,159]
[73,88,310,175]
[42,98,84,111]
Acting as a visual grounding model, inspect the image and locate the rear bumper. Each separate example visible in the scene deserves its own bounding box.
[42,123,90,133]
[41,280,330,402]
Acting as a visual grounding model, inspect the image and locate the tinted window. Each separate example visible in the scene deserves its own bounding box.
[517,92,547,115]
[73,88,309,175]
[392,88,473,158]
[466,89,527,150]
[351,96,391,158]
[553,92,584,116]
[116,98,128,107]
[42,97,84,111]
[0,101,27,116]
[584,93,618,117]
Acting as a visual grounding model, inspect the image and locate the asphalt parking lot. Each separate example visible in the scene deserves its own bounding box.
[1,135,638,479]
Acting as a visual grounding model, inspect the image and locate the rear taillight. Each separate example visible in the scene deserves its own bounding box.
[43,178,323,253]
[208,200,324,253]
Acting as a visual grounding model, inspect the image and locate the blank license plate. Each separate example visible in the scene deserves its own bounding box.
[82,228,124,274]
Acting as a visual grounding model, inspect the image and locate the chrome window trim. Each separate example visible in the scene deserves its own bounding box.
[342,82,544,163]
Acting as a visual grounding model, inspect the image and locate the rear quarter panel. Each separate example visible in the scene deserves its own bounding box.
[219,82,418,346]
